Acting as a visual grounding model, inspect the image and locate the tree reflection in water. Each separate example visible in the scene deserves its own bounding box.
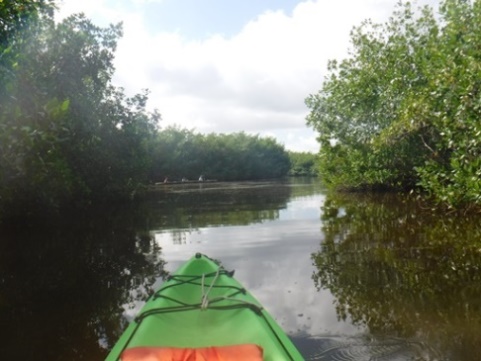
[0,204,167,361]
[0,181,296,361]
[312,192,481,361]
[148,181,293,229]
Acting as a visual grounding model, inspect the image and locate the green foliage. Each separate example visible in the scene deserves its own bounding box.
[151,127,290,181]
[0,0,55,46]
[0,12,159,213]
[306,0,481,208]
[287,151,319,176]
[0,3,288,217]
[0,1,55,104]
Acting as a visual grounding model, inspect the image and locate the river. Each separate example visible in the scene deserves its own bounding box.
[1,178,480,360]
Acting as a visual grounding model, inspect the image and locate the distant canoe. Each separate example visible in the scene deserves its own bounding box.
[154,180,219,186]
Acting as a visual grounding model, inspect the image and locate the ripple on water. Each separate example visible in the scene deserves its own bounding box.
[292,335,438,361]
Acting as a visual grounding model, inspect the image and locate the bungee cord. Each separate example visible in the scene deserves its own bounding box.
[119,257,297,361]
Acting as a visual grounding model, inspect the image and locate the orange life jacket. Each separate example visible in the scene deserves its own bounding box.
[120,344,263,361]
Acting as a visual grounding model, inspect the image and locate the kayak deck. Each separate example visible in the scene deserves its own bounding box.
[105,253,304,361]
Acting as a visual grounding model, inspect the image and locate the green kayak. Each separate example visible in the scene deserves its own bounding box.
[105,253,304,361]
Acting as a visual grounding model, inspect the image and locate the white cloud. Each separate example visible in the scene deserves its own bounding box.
[56,0,440,152]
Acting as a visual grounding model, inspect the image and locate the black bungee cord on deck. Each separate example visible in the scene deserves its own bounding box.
[116,265,297,361]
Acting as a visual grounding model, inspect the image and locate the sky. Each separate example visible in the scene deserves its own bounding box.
[56,0,440,152]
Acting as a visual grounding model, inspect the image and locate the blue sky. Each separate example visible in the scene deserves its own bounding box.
[57,0,440,152]
[141,0,302,39]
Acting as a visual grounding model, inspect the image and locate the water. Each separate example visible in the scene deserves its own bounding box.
[150,180,354,340]
[1,179,481,360]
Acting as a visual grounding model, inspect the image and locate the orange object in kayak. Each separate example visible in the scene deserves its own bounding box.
[120,344,263,361]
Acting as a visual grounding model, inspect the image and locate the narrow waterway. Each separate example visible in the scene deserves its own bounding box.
[1,178,480,360]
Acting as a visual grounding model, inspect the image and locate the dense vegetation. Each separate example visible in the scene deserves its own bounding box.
[287,151,318,177]
[151,127,290,182]
[1,1,160,212]
[0,2,290,218]
[306,0,481,209]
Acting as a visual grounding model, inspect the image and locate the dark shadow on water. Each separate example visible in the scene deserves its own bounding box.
[311,192,481,361]
[145,180,295,229]
[0,203,167,361]
[0,179,320,361]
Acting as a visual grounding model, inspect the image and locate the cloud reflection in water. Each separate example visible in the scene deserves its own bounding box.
[153,193,361,339]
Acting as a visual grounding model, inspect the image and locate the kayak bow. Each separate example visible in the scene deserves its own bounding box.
[105,253,304,361]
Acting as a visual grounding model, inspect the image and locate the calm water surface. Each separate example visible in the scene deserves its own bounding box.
[1,179,481,360]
